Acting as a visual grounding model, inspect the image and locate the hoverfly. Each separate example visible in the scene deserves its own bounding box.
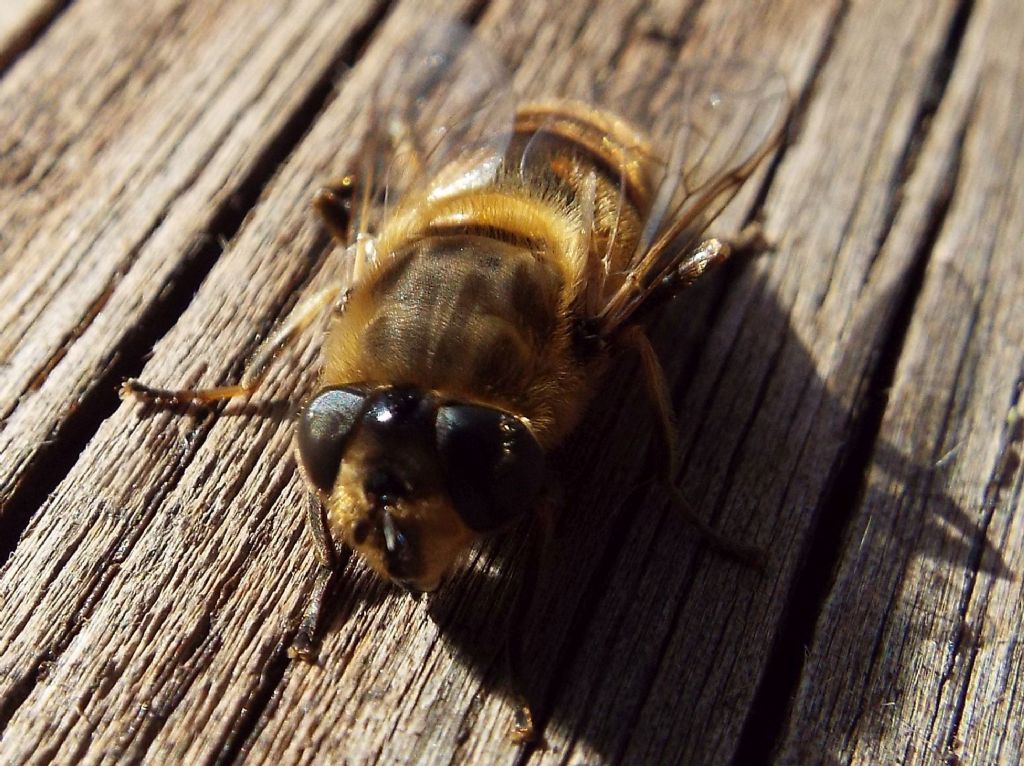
[122,20,788,740]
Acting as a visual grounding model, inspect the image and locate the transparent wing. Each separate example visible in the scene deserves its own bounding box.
[344,19,516,256]
[592,58,790,331]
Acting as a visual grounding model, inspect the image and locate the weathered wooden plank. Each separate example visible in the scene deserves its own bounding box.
[0,0,394,754]
[0,0,386,522]
[0,0,1014,764]
[0,0,63,70]
[777,0,1024,762]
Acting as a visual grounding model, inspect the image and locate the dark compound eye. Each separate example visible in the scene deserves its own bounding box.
[297,385,370,494]
[435,404,545,532]
[362,387,435,439]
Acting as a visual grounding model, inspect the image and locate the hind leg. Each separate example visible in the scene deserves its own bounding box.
[618,324,764,567]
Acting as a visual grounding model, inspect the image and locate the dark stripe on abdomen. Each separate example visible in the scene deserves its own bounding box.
[510,116,647,213]
[422,221,547,253]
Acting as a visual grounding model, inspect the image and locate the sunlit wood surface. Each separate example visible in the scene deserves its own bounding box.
[0,0,1020,763]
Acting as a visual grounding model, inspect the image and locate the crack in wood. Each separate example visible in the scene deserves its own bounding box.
[213,634,295,766]
[729,2,975,757]
[936,372,1024,755]
[865,0,977,283]
[824,83,977,766]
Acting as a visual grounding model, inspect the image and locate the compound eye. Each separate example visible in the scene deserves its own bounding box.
[297,386,370,494]
[435,404,545,532]
[362,387,435,439]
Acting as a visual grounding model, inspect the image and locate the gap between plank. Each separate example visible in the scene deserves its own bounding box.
[730,1,976,762]
[0,0,75,75]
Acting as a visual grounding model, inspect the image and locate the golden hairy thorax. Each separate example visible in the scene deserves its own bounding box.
[322,101,659,448]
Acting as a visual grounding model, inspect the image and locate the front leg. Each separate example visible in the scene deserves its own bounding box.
[121,283,342,408]
[503,490,560,744]
[312,176,356,244]
[504,523,543,744]
[289,492,340,661]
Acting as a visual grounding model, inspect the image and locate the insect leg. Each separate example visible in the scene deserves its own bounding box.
[312,176,356,243]
[653,224,771,306]
[303,492,337,567]
[500,490,561,743]
[504,518,546,744]
[607,224,774,332]
[289,494,340,660]
[618,325,764,568]
[289,565,337,661]
[121,283,342,407]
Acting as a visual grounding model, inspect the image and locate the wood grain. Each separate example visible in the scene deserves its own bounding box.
[0,0,1020,764]
[0,0,64,70]
[778,0,1024,762]
[0,0,385,516]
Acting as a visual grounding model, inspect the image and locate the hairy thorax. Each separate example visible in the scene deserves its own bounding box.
[322,235,591,448]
